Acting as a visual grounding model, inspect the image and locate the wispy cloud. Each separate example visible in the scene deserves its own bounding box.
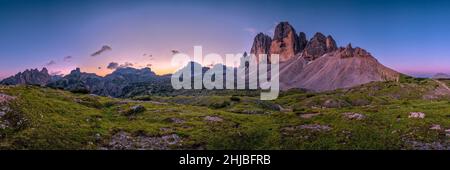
[244,27,257,36]
[50,71,62,76]
[120,62,133,68]
[143,53,153,57]
[63,56,72,62]
[45,60,56,66]
[91,45,112,57]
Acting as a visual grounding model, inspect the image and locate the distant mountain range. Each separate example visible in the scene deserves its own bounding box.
[1,21,406,96]
[1,67,172,97]
[0,68,57,86]
[432,73,450,80]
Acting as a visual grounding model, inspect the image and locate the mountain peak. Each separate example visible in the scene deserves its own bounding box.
[338,44,372,59]
[41,67,49,74]
[298,32,308,52]
[0,67,52,86]
[70,68,82,74]
[270,22,301,61]
[346,43,353,49]
[250,33,272,62]
[326,35,337,51]
[313,32,326,39]
[273,22,295,40]
[302,32,338,61]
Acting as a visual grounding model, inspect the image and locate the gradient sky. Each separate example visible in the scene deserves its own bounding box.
[1,0,450,79]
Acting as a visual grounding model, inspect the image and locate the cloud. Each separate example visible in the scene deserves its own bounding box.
[107,62,119,70]
[98,67,102,69]
[46,60,56,66]
[50,71,63,76]
[119,62,133,68]
[91,45,112,57]
[146,64,152,67]
[244,27,257,36]
[63,56,72,61]
[171,49,180,55]
[107,62,134,70]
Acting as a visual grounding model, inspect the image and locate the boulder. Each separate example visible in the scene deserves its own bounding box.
[342,112,366,120]
[299,124,332,132]
[430,124,442,130]
[125,105,146,116]
[204,116,223,122]
[408,112,425,119]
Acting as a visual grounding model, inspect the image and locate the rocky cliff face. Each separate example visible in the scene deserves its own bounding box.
[46,67,171,97]
[250,33,272,63]
[302,33,337,61]
[298,32,308,53]
[0,68,52,86]
[249,22,338,63]
[269,22,301,62]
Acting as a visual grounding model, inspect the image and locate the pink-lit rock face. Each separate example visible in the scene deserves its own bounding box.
[269,22,301,62]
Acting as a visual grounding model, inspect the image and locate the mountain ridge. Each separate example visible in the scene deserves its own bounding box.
[250,22,400,91]
[2,21,403,94]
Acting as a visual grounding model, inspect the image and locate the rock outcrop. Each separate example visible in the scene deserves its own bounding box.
[0,68,52,86]
[250,33,272,63]
[298,32,308,52]
[269,22,301,62]
[302,33,338,61]
[326,36,337,51]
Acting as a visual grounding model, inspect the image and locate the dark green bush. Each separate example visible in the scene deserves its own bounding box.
[209,101,230,109]
[230,96,241,102]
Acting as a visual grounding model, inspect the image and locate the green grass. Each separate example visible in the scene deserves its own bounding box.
[0,79,449,150]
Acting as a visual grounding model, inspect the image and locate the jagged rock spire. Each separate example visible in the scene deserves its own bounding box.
[302,32,338,61]
[298,32,308,52]
[250,33,272,63]
[269,22,301,61]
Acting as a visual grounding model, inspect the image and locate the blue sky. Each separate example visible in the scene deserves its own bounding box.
[1,0,450,78]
